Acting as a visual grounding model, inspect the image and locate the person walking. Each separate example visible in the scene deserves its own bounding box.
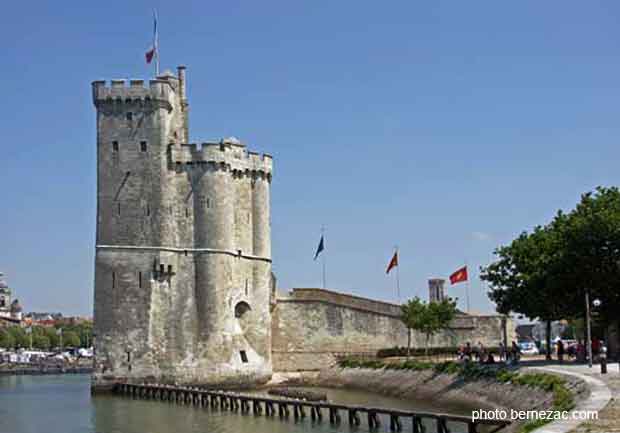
[557,339,565,362]
[499,341,506,362]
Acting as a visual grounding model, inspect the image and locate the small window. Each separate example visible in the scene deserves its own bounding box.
[126,112,133,121]
[140,141,147,152]
[138,272,142,288]
[185,208,189,218]
[206,198,211,208]
[239,350,248,363]
[168,265,173,275]
[146,203,150,216]
[112,141,119,152]
[112,272,116,289]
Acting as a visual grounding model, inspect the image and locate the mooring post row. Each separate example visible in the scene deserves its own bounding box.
[112,384,508,433]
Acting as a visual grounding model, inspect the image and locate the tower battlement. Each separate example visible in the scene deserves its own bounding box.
[170,141,273,176]
[92,78,180,107]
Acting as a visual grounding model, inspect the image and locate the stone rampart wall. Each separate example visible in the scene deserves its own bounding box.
[272,288,516,372]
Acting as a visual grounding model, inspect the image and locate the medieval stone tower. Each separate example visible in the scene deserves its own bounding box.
[92,66,273,390]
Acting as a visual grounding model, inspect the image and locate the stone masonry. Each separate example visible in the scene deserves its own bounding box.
[272,288,516,372]
[92,67,273,390]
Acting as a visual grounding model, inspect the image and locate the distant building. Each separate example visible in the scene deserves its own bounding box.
[428,278,446,302]
[0,272,22,324]
[0,272,11,319]
[56,316,93,326]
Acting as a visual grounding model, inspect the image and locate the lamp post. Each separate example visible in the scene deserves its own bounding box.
[585,289,593,368]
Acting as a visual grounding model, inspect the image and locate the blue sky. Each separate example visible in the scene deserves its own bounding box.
[1,1,618,315]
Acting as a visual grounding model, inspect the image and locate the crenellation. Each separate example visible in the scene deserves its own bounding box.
[169,141,273,175]
[92,78,179,110]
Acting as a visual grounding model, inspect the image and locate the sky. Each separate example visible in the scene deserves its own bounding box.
[0,1,619,316]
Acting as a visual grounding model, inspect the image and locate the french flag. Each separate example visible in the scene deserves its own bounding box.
[145,11,158,64]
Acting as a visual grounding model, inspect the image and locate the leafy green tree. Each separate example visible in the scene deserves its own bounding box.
[62,331,81,348]
[32,334,51,350]
[401,297,458,356]
[7,327,29,349]
[0,330,15,349]
[44,327,59,348]
[482,187,620,358]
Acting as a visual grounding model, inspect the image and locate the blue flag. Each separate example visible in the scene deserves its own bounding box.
[314,235,325,260]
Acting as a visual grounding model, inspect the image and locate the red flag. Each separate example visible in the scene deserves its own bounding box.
[386,252,398,274]
[450,266,468,284]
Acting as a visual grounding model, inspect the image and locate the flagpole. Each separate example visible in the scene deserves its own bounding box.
[395,246,400,303]
[154,9,160,76]
[321,225,326,289]
[465,259,470,313]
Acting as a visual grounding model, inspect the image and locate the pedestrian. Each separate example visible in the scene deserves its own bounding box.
[477,341,486,363]
[557,340,564,362]
[499,341,506,361]
[576,340,586,363]
[511,341,521,364]
[592,338,601,361]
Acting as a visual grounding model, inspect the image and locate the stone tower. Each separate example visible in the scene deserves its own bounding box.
[428,278,446,303]
[92,67,273,390]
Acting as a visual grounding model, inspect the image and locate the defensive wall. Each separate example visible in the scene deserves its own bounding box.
[272,288,516,372]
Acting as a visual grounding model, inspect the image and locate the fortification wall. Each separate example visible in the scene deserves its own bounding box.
[272,288,516,372]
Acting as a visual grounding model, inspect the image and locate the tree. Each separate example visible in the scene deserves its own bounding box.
[62,331,81,348]
[482,187,620,358]
[32,334,51,350]
[44,327,59,348]
[401,297,458,356]
[0,330,15,349]
[7,327,29,349]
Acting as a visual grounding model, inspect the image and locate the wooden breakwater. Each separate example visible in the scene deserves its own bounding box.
[114,383,511,433]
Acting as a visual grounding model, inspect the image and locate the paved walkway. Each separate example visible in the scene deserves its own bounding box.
[524,362,619,433]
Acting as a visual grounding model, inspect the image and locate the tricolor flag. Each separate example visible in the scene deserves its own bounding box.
[314,235,325,260]
[450,266,468,284]
[145,11,158,65]
[386,251,398,274]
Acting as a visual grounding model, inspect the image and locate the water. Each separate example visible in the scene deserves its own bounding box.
[0,375,480,433]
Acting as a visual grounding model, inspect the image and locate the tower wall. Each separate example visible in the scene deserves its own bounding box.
[93,69,273,390]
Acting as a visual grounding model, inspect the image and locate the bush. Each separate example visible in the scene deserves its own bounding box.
[377,346,501,358]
